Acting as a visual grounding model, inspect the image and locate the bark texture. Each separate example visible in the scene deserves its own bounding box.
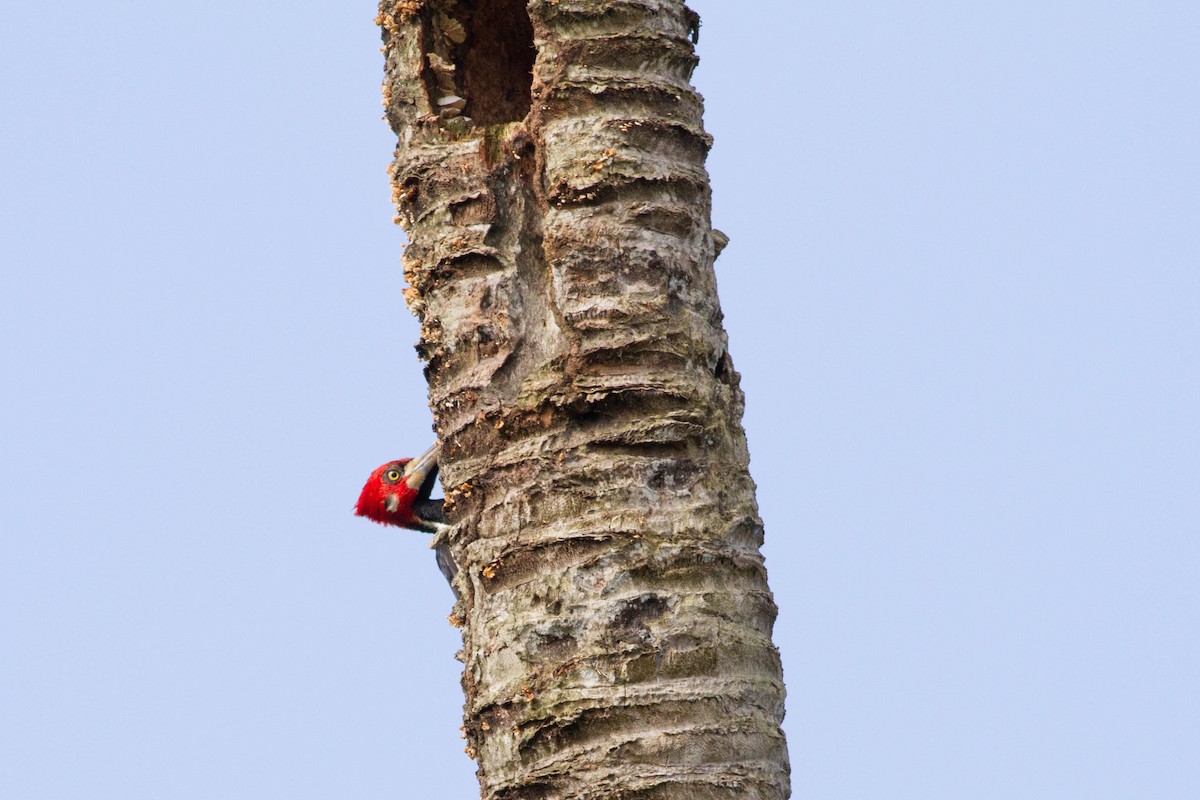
[378,1,790,797]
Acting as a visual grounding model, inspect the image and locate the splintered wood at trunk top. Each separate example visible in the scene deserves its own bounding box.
[378,1,790,797]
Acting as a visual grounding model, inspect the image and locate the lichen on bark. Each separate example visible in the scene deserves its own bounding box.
[378,1,791,797]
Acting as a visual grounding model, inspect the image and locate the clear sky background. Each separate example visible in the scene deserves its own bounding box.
[2,2,1197,797]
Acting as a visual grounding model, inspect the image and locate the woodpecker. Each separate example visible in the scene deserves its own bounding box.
[355,443,457,595]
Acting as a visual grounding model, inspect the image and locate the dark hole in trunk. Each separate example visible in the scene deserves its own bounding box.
[458,0,536,124]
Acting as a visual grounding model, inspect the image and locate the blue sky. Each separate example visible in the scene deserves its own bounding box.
[2,2,1197,797]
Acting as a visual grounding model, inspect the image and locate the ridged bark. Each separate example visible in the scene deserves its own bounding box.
[378,1,790,797]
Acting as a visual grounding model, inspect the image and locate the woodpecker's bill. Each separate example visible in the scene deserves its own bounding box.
[355,444,457,594]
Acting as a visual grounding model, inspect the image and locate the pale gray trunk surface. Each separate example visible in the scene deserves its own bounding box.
[379,1,790,797]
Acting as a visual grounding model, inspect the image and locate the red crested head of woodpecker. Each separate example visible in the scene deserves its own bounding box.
[356,443,457,596]
[355,444,449,533]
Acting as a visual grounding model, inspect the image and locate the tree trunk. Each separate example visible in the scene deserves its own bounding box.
[378,1,790,797]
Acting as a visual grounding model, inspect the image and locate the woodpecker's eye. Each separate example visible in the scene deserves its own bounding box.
[384,469,402,483]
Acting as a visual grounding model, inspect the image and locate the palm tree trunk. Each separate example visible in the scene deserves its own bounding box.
[379,1,790,797]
